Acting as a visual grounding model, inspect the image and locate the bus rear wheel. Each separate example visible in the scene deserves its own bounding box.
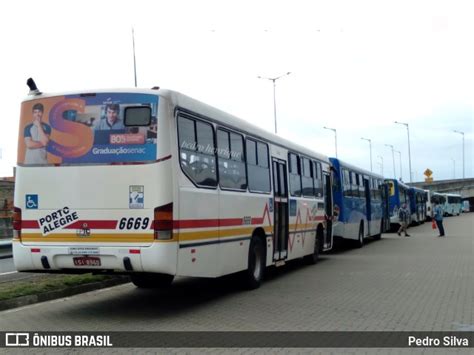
[242,235,265,290]
[355,222,364,248]
[373,219,383,240]
[304,236,320,265]
[131,273,174,288]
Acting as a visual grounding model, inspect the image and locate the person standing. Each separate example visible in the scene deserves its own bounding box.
[433,201,446,237]
[397,203,410,237]
[24,103,51,164]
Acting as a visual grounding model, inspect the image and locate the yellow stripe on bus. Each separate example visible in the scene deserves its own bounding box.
[20,224,313,244]
[21,233,154,243]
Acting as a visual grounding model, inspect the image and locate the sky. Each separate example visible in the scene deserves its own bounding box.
[0,0,472,182]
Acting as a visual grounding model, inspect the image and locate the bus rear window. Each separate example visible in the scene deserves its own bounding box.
[124,107,152,126]
[17,93,158,165]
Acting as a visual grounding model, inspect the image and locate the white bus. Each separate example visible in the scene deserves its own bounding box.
[444,193,462,216]
[13,85,334,289]
[430,192,446,216]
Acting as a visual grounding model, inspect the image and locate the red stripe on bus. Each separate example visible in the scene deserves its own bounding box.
[22,220,39,228]
[173,218,244,229]
[108,155,172,165]
[21,220,118,229]
[173,217,272,229]
[156,155,172,163]
[23,215,323,230]
[64,220,118,229]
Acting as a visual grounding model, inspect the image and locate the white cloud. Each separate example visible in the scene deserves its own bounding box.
[0,0,472,180]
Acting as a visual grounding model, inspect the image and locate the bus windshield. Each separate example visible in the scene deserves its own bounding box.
[18,93,158,165]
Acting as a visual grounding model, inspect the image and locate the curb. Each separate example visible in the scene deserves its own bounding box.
[0,276,130,311]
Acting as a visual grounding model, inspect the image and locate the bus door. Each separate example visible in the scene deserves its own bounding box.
[272,158,289,261]
[323,172,333,250]
[364,178,371,236]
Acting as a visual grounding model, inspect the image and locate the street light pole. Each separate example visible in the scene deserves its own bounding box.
[258,72,291,134]
[395,121,413,182]
[385,144,396,179]
[451,158,456,179]
[453,130,465,179]
[377,155,384,175]
[394,149,402,181]
[132,27,138,87]
[361,137,372,172]
[324,127,338,158]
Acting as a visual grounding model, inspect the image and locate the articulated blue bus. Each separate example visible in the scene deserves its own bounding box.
[385,179,411,229]
[330,158,387,247]
[408,187,427,225]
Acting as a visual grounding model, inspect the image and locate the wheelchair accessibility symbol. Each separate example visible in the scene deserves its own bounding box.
[26,195,38,209]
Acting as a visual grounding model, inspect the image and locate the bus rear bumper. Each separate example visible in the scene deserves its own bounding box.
[12,241,178,275]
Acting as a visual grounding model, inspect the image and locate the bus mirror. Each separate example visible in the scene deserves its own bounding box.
[26,77,42,96]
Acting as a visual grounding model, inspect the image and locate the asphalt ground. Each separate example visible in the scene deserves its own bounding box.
[0,213,472,353]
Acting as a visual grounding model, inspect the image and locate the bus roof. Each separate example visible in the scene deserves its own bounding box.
[161,89,330,163]
[410,186,426,193]
[385,178,410,189]
[329,157,384,179]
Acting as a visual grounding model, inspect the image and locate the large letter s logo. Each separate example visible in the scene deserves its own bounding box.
[47,99,94,158]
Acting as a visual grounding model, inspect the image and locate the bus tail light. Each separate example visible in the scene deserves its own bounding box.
[12,207,22,241]
[154,203,173,240]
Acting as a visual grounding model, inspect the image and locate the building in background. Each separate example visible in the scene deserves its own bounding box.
[0,177,14,240]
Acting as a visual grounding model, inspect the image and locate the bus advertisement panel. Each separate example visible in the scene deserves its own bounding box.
[18,93,158,166]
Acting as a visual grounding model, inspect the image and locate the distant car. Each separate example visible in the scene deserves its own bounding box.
[462,201,470,213]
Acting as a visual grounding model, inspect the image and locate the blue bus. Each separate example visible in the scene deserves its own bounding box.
[385,179,411,229]
[408,187,427,225]
[330,158,387,247]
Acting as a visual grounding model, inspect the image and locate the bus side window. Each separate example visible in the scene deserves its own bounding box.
[360,174,366,195]
[246,139,271,193]
[289,153,302,196]
[178,116,217,188]
[314,161,323,198]
[370,178,375,200]
[217,129,247,190]
[378,180,383,200]
[343,169,351,198]
[351,172,359,198]
[301,157,314,197]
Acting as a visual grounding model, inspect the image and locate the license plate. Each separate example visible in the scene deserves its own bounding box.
[73,257,101,267]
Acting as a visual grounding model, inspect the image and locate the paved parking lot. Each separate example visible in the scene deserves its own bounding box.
[0,214,472,352]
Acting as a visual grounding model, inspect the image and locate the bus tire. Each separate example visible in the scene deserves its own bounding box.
[131,273,174,288]
[355,222,364,248]
[373,219,383,240]
[304,235,320,265]
[242,235,265,290]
